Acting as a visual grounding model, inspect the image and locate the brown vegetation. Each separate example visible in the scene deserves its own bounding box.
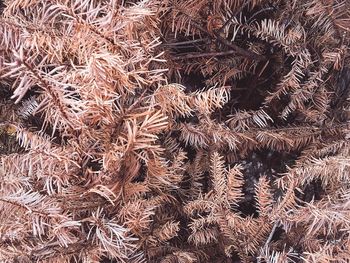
[0,0,349,262]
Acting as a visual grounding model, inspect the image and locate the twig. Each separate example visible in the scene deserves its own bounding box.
[257,221,279,263]
[174,7,266,61]
[266,221,279,246]
[213,30,266,61]
[246,7,275,24]
[216,0,252,34]
[161,38,208,46]
[173,50,236,60]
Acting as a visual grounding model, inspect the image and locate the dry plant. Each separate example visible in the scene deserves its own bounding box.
[0,0,349,262]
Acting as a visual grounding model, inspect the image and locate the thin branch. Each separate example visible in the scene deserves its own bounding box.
[173,50,236,60]
[216,0,252,34]
[161,38,208,46]
[246,7,275,24]
[0,198,50,217]
[257,221,279,263]
[213,30,266,61]
[20,59,74,131]
[265,221,279,246]
[174,7,266,61]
